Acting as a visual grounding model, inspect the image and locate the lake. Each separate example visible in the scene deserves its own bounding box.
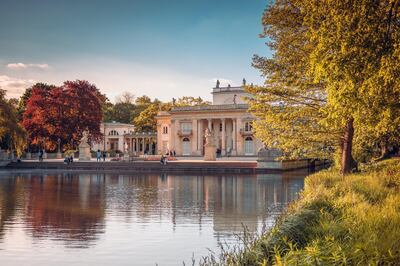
[0,171,307,265]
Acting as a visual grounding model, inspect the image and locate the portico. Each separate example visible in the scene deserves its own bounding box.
[156,80,263,157]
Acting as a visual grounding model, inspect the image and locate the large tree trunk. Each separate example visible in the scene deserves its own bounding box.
[379,137,391,160]
[341,118,357,174]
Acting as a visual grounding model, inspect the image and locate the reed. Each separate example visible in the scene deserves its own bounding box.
[199,159,400,265]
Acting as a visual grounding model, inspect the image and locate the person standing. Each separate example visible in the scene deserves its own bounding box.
[38,149,43,162]
[102,151,106,162]
[96,149,101,162]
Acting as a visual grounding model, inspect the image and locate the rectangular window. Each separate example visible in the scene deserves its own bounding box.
[181,122,192,134]
[163,126,168,134]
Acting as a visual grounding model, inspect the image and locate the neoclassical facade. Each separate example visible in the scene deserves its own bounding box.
[156,80,263,156]
[93,122,157,155]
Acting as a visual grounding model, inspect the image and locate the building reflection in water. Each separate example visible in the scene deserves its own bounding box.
[0,170,306,249]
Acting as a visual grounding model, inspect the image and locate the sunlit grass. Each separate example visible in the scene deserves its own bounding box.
[199,159,400,265]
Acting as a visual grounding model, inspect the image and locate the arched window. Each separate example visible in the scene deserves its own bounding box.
[109,130,119,136]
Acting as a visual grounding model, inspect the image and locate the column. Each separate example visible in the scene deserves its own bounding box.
[169,119,175,153]
[207,118,212,131]
[236,118,243,155]
[221,118,226,156]
[192,119,198,155]
[232,119,237,154]
[136,138,139,153]
[175,119,181,155]
[198,120,203,154]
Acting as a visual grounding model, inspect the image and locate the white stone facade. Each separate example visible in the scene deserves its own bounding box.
[93,122,135,152]
[156,82,263,156]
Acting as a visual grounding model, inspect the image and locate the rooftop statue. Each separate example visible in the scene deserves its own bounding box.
[216,79,220,88]
[242,78,246,86]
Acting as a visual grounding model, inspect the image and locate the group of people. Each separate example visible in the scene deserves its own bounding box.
[63,155,74,164]
[165,150,176,157]
[37,149,108,163]
[160,155,168,165]
[96,150,107,161]
[160,150,177,165]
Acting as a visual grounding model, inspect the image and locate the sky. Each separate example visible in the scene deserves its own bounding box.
[0,0,272,102]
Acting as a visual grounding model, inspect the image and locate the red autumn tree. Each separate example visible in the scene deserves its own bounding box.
[23,80,105,151]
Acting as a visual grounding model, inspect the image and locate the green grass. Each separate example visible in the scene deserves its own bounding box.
[200,159,400,265]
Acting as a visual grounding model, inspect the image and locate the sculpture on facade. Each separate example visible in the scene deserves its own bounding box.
[204,128,214,146]
[79,130,91,161]
[204,128,216,161]
[233,94,237,104]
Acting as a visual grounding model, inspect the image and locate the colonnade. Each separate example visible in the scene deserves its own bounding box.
[124,133,157,155]
[170,118,254,156]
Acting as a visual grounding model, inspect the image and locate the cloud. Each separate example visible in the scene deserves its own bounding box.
[0,75,35,98]
[6,63,50,70]
[210,78,234,87]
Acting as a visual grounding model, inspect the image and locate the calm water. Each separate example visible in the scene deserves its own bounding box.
[0,171,307,265]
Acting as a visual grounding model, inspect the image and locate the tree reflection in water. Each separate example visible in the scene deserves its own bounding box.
[0,171,307,264]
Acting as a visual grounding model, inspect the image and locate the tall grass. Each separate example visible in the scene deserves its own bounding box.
[199,159,400,265]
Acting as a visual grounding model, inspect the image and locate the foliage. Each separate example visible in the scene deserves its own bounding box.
[0,89,26,155]
[199,159,400,265]
[16,87,33,121]
[133,100,169,132]
[22,80,104,151]
[249,0,400,173]
[132,96,208,132]
[174,96,211,107]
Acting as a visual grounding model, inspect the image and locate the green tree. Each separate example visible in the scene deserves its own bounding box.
[0,90,26,155]
[135,95,152,106]
[16,87,33,121]
[250,0,400,174]
[174,96,211,107]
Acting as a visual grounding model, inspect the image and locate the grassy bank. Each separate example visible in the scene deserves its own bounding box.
[201,159,400,265]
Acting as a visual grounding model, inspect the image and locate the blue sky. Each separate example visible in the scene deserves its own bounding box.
[0,0,272,101]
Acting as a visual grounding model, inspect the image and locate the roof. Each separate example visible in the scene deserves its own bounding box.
[102,121,135,127]
[124,132,156,137]
[211,86,245,94]
[170,104,249,113]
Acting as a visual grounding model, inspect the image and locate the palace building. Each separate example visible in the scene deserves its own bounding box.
[93,121,157,155]
[156,79,263,156]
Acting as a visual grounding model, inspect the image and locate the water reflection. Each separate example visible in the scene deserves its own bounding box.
[0,171,307,265]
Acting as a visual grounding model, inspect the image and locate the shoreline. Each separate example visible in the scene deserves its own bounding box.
[2,160,325,174]
[200,158,400,265]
